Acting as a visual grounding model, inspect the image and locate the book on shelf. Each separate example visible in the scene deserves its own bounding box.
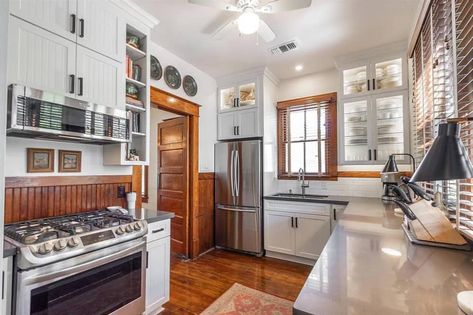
[126,55,133,79]
[131,112,141,133]
[126,96,144,107]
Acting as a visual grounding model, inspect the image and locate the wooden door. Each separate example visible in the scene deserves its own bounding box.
[158,117,189,257]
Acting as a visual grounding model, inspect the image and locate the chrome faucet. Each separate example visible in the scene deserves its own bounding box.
[298,168,309,196]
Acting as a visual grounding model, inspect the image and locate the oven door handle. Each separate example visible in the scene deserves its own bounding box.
[22,239,146,286]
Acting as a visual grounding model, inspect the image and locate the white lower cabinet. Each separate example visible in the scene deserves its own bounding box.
[2,256,13,315]
[146,220,171,315]
[264,200,332,263]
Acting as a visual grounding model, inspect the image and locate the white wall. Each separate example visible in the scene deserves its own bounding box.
[277,68,339,101]
[144,109,181,210]
[149,42,217,172]
[5,138,130,177]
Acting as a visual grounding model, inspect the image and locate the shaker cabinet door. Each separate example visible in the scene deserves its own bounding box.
[75,45,124,108]
[146,237,171,314]
[8,16,76,98]
[77,0,124,62]
[9,0,77,42]
[236,107,259,138]
[218,111,237,140]
[294,215,331,260]
[264,211,295,255]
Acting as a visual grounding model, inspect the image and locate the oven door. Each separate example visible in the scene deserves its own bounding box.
[16,238,146,315]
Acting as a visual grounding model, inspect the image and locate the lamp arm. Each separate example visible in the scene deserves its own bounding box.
[392,153,416,173]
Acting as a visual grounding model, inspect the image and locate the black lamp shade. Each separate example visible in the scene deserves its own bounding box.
[382,155,399,173]
[410,122,473,182]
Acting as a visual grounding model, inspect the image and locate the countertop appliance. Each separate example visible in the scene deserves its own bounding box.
[7,84,131,144]
[5,210,147,315]
[215,139,263,256]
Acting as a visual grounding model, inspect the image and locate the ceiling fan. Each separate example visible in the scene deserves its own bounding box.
[188,0,312,43]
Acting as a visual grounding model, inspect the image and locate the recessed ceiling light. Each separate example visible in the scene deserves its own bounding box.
[295,65,303,71]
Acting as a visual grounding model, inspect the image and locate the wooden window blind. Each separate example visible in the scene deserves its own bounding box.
[410,0,473,239]
[277,93,338,180]
[455,0,473,238]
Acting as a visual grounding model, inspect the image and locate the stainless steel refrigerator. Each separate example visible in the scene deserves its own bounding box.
[214,139,263,255]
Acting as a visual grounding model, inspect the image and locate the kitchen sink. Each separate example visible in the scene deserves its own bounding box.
[271,193,329,199]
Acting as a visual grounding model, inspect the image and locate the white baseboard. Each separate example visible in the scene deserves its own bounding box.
[265,251,316,266]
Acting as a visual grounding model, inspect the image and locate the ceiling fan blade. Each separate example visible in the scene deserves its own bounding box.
[211,18,238,40]
[257,19,276,42]
[257,0,312,13]
[188,0,240,12]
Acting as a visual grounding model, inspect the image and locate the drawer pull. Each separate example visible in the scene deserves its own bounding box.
[152,228,165,234]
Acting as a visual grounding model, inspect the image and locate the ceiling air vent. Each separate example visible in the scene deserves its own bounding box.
[270,40,299,55]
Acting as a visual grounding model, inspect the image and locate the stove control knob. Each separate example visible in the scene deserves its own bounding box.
[38,242,54,255]
[133,222,142,231]
[125,225,133,233]
[116,226,125,235]
[54,239,67,251]
[67,237,80,248]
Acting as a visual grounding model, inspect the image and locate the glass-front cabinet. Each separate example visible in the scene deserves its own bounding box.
[341,91,408,164]
[341,55,406,97]
[219,81,257,112]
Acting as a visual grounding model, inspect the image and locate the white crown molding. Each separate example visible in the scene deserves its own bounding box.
[217,66,280,86]
[113,0,160,30]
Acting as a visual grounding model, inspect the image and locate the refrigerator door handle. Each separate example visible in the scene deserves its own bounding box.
[217,205,257,213]
[235,149,240,197]
[230,149,235,197]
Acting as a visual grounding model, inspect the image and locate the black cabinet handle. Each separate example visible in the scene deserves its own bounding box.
[146,251,149,268]
[367,79,370,91]
[372,78,376,90]
[70,14,76,34]
[237,126,240,135]
[78,77,83,96]
[233,126,236,136]
[79,18,84,38]
[295,217,298,228]
[291,217,294,228]
[152,228,164,234]
[69,74,75,94]
[237,98,240,107]
[233,98,236,108]
[333,208,337,221]
[368,149,372,160]
[374,149,377,160]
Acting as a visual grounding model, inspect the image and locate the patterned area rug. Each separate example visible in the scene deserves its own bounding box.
[200,283,293,315]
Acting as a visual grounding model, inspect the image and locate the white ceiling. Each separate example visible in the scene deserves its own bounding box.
[135,0,420,80]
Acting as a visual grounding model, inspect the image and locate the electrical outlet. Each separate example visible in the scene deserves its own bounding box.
[117,185,126,198]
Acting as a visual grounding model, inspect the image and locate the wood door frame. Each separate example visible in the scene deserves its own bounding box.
[133,87,200,258]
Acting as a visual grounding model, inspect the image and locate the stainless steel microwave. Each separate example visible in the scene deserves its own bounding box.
[7,84,131,144]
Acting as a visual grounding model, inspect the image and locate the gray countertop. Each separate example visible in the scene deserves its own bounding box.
[131,208,174,223]
[4,240,17,258]
[293,197,473,315]
[264,194,350,206]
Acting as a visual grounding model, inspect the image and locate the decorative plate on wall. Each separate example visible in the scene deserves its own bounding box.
[183,75,198,97]
[164,65,181,89]
[150,56,162,80]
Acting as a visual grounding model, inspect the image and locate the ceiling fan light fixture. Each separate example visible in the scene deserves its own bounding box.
[237,9,260,35]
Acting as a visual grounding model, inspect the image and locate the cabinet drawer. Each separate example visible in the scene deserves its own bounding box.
[147,219,171,242]
[264,200,330,216]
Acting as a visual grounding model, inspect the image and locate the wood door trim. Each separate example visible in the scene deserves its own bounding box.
[198,172,215,180]
[141,87,200,258]
[5,175,132,188]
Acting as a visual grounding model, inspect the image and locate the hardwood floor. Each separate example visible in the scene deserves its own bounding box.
[161,249,312,314]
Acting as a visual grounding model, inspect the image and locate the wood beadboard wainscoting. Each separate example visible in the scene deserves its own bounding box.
[192,172,215,258]
[4,175,133,224]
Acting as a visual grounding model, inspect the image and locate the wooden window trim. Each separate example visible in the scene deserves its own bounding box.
[277,92,338,181]
[142,165,149,203]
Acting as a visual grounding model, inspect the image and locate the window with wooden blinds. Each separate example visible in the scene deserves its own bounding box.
[410,0,473,239]
[455,0,473,238]
[277,93,337,180]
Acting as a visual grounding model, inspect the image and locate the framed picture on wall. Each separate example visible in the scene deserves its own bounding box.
[59,150,82,173]
[27,148,54,173]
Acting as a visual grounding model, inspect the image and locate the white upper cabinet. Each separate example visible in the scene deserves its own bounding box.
[8,16,76,98]
[9,0,77,42]
[76,45,124,109]
[340,53,407,98]
[76,0,124,62]
[219,81,257,113]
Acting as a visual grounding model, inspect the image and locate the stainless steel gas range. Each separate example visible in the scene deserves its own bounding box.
[5,210,148,315]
